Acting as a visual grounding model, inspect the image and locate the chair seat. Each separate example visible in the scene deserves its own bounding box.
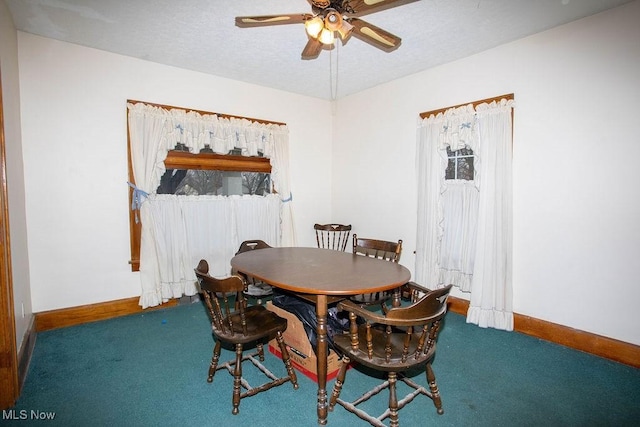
[333,326,435,371]
[214,305,287,344]
[245,282,273,297]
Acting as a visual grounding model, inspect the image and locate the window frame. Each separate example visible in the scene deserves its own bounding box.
[163,151,271,173]
[126,100,280,271]
[445,146,475,181]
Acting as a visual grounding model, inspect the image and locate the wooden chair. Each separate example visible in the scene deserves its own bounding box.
[350,234,403,309]
[315,223,352,251]
[329,284,453,427]
[235,240,273,304]
[195,259,298,415]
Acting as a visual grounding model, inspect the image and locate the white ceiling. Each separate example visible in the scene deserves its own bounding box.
[5,0,633,100]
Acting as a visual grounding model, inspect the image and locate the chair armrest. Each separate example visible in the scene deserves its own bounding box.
[404,281,430,292]
[401,281,431,302]
[337,299,388,324]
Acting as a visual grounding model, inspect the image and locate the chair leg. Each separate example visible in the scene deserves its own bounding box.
[257,342,265,361]
[329,356,350,411]
[275,332,298,389]
[232,343,243,415]
[208,340,221,383]
[426,363,444,415]
[388,372,399,427]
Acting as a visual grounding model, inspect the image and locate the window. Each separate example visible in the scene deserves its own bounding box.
[127,99,295,308]
[157,169,271,196]
[127,130,273,272]
[445,146,474,180]
[157,146,271,196]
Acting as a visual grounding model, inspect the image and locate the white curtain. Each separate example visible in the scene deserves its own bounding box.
[415,113,447,288]
[415,99,514,331]
[127,102,295,308]
[466,100,514,330]
[144,194,281,298]
[439,181,479,291]
[415,105,479,290]
[270,129,297,246]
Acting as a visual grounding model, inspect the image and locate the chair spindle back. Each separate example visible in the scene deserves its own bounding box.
[195,259,248,337]
[315,223,352,251]
[352,234,402,262]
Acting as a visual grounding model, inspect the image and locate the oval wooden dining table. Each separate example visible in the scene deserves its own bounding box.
[230,247,411,425]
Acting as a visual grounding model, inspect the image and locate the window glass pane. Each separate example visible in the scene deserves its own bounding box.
[457,146,474,157]
[157,169,271,196]
[456,157,474,181]
[445,159,456,180]
[241,172,271,195]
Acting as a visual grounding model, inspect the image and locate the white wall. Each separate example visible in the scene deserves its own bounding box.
[0,0,32,350]
[332,1,640,345]
[17,33,333,312]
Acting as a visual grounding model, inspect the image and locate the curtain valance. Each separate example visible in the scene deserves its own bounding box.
[129,103,284,157]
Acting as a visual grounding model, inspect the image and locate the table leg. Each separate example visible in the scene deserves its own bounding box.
[392,287,402,308]
[315,294,328,425]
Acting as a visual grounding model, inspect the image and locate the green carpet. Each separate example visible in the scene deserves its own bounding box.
[5,301,639,426]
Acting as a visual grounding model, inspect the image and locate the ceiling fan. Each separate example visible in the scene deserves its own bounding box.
[235,0,419,60]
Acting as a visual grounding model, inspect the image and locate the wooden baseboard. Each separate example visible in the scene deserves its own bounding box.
[35,297,178,332]
[33,295,639,369]
[448,296,640,368]
[17,315,37,392]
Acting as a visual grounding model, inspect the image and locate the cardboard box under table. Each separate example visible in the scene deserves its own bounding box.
[266,301,342,382]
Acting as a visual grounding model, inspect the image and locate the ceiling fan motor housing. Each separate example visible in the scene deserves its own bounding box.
[311,0,332,8]
[324,10,343,31]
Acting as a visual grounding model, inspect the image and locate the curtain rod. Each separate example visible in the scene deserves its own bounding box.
[126,99,287,126]
[419,93,514,119]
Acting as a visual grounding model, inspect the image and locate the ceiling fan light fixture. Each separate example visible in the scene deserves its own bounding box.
[324,10,342,32]
[318,28,335,45]
[304,16,324,38]
[338,20,354,40]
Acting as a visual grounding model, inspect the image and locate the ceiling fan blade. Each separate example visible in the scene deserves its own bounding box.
[349,18,401,52]
[235,14,310,28]
[301,38,323,60]
[347,0,419,17]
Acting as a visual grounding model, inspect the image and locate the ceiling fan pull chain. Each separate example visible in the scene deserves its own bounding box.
[330,41,339,100]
